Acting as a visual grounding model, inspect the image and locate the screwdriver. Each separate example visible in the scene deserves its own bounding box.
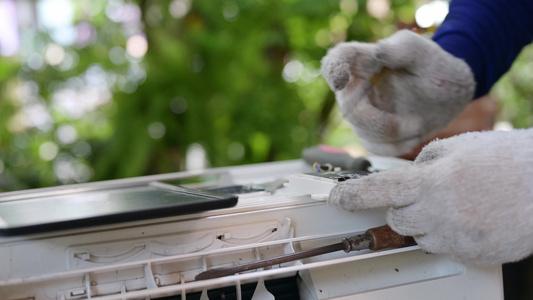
[195,225,416,280]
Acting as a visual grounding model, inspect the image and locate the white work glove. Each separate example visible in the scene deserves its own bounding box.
[321,30,476,156]
[329,129,533,266]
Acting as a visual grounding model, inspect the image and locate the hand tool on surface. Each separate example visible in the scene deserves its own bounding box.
[195,224,416,280]
[302,144,371,172]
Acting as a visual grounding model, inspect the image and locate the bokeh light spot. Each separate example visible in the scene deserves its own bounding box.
[186,143,208,171]
[148,122,166,139]
[282,60,303,83]
[169,0,191,19]
[44,43,66,66]
[27,53,45,70]
[72,141,92,158]
[222,2,239,22]
[39,141,59,161]
[340,0,359,15]
[415,1,449,28]
[109,46,126,65]
[366,0,390,19]
[330,14,350,34]
[315,29,330,48]
[170,97,188,114]
[227,142,245,161]
[126,34,148,59]
[56,124,78,144]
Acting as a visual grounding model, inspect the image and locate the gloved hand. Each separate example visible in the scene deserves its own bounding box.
[329,129,533,265]
[321,30,476,156]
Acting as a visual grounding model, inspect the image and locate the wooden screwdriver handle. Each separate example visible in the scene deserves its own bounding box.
[366,224,417,250]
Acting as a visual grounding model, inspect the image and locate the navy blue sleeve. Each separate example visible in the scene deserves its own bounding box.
[432,0,533,99]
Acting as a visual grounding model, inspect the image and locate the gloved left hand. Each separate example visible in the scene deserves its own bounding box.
[329,129,533,265]
[321,30,475,156]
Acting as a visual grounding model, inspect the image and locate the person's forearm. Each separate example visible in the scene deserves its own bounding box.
[433,0,533,99]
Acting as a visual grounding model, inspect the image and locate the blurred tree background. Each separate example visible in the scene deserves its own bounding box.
[0,0,419,190]
[0,0,530,191]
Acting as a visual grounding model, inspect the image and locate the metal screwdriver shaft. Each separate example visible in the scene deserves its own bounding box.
[195,242,346,281]
[195,225,416,281]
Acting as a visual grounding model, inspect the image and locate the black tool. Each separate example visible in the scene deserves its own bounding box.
[302,144,371,171]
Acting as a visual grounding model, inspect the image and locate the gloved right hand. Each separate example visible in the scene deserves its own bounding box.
[321,30,476,156]
[329,129,533,265]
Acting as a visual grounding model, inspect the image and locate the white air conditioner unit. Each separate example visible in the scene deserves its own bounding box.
[0,158,503,300]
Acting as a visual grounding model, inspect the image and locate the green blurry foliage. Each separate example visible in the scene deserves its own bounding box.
[0,0,417,190]
[492,44,533,129]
